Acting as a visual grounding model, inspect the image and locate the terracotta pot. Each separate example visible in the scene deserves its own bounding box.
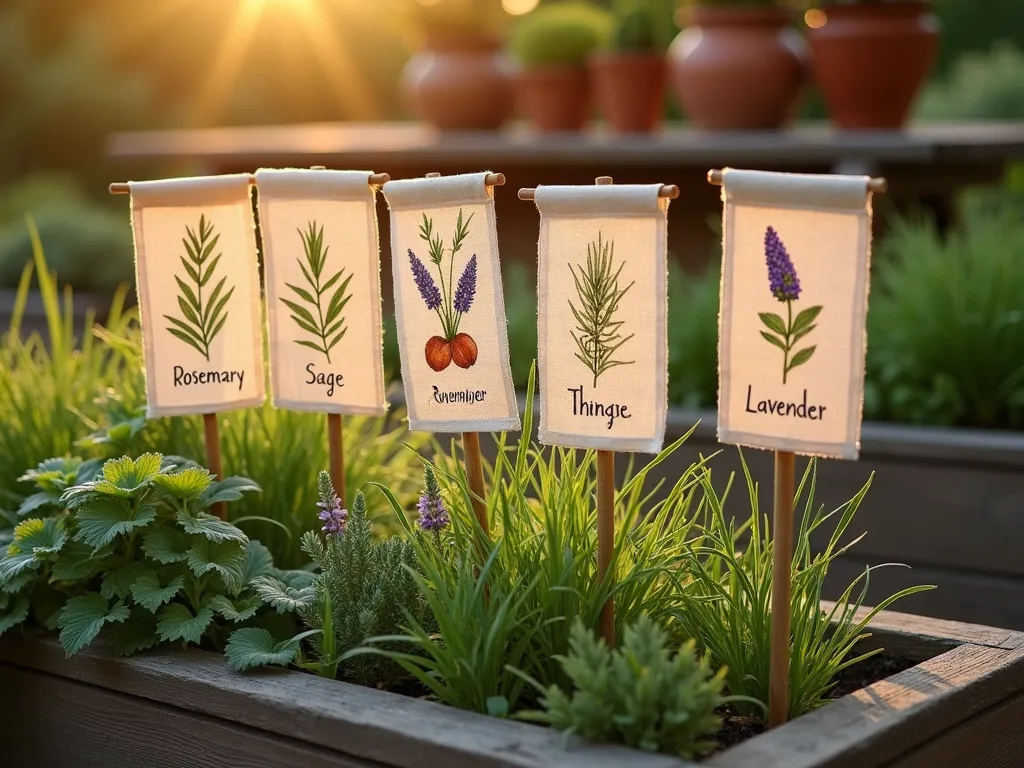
[401,35,513,131]
[516,67,591,132]
[588,52,667,133]
[667,6,807,130]
[809,1,939,129]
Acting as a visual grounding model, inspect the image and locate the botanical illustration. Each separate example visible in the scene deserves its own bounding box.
[409,209,478,372]
[568,232,635,388]
[281,221,353,364]
[758,226,823,384]
[164,214,234,362]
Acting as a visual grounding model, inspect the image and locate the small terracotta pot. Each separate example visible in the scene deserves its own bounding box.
[516,67,591,132]
[667,5,807,130]
[588,52,667,133]
[401,35,514,131]
[809,1,939,129]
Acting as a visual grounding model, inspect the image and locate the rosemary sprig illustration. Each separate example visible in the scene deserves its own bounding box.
[568,232,635,388]
[281,221,353,363]
[164,214,234,362]
[758,226,823,384]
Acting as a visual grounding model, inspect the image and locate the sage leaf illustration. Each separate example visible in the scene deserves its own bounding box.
[282,221,352,364]
[164,215,234,362]
[760,226,823,384]
[568,232,635,388]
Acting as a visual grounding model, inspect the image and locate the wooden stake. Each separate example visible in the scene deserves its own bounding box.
[597,449,616,646]
[328,413,345,504]
[769,449,796,728]
[462,431,488,537]
[202,413,226,520]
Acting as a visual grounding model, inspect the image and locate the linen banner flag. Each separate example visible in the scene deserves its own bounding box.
[255,169,387,416]
[382,172,519,433]
[128,175,265,418]
[717,168,874,460]
[533,185,669,453]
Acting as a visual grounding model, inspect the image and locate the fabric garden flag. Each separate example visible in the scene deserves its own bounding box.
[128,175,265,418]
[532,185,669,453]
[717,168,875,460]
[382,172,519,433]
[255,169,387,416]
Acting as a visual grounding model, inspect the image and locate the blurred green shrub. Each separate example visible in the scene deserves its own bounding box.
[865,200,1024,430]
[606,0,676,53]
[916,42,1024,121]
[510,2,614,68]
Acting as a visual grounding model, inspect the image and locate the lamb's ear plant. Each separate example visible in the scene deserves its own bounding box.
[0,452,277,657]
[673,453,935,722]
[516,616,731,759]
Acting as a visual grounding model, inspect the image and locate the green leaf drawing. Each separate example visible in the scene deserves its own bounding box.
[283,221,353,364]
[568,232,636,388]
[163,215,235,361]
[758,312,787,336]
[57,593,130,656]
[758,300,824,385]
[787,345,817,373]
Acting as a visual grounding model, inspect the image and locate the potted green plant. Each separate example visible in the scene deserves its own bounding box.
[588,0,675,133]
[667,0,807,129]
[806,0,940,129]
[395,0,515,131]
[509,2,614,132]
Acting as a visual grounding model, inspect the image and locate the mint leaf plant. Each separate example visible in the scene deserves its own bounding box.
[0,452,276,658]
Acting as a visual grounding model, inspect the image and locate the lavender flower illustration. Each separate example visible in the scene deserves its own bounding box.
[410,209,479,372]
[416,466,449,533]
[316,470,347,536]
[758,226,823,384]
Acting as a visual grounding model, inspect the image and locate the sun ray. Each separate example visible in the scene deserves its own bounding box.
[191,0,268,125]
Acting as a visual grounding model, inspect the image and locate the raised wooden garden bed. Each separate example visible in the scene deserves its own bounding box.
[2,605,1023,767]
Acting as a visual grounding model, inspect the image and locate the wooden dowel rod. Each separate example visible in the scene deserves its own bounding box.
[517,183,679,201]
[327,413,345,505]
[108,172,392,195]
[462,432,488,538]
[769,449,797,728]
[202,413,226,520]
[423,171,505,187]
[706,168,888,194]
[596,449,616,647]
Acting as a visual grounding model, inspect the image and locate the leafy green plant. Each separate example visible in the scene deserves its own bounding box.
[0,452,279,657]
[520,617,728,759]
[283,221,352,363]
[917,42,1024,121]
[667,260,719,409]
[165,214,233,361]
[568,232,635,387]
[510,2,614,69]
[607,0,675,53]
[865,205,1024,430]
[672,455,933,722]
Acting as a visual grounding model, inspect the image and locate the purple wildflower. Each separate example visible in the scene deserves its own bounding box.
[453,254,478,314]
[417,466,449,532]
[409,249,442,311]
[764,227,801,302]
[316,470,347,536]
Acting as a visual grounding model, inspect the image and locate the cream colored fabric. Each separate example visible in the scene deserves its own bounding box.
[718,168,873,460]
[255,169,386,416]
[534,185,668,453]
[382,172,519,433]
[129,175,265,418]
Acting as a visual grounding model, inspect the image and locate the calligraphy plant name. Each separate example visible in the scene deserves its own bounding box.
[409,210,479,372]
[757,226,823,385]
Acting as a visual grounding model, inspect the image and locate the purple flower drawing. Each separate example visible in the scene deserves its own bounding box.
[316,470,347,536]
[757,226,823,385]
[417,466,449,533]
[409,249,442,311]
[454,254,478,314]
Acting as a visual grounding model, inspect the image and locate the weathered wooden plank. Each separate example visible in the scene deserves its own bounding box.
[0,633,692,768]
[706,643,1024,768]
[0,665,382,768]
[890,689,1024,768]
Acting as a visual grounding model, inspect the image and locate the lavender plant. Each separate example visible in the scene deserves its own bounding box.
[758,226,822,385]
[410,209,479,371]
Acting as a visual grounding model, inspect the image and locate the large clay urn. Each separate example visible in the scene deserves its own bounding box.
[588,52,667,133]
[809,1,939,129]
[667,6,807,130]
[516,67,591,132]
[401,35,514,131]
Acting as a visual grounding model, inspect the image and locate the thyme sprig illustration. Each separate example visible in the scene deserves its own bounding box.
[164,214,234,362]
[758,226,823,384]
[282,221,352,363]
[568,232,635,388]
